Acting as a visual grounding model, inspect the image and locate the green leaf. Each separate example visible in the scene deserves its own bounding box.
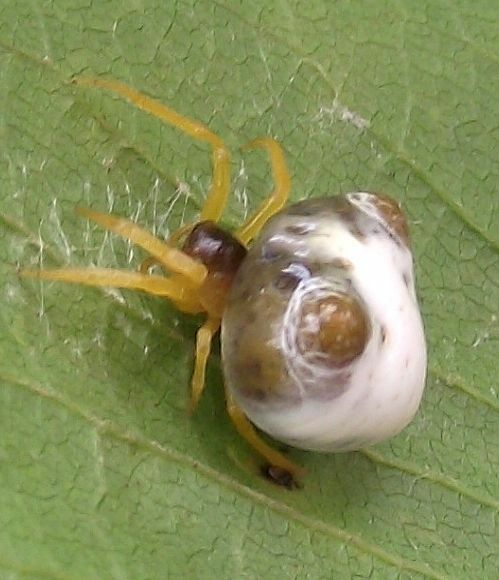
[1,1,498,578]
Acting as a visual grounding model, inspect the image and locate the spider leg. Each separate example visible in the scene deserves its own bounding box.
[225,389,304,482]
[139,256,162,274]
[139,223,195,275]
[189,316,221,412]
[72,76,231,224]
[19,267,203,312]
[235,138,291,245]
[76,207,207,286]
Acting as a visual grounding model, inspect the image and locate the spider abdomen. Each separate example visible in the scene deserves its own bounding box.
[221,192,427,452]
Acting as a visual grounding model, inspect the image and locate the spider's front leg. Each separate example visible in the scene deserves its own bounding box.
[19,207,208,313]
[72,76,232,227]
[235,138,291,245]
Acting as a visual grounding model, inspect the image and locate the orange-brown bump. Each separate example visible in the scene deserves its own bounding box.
[298,294,370,366]
[370,193,410,246]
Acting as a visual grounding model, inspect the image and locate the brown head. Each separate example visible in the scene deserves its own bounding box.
[182,221,247,317]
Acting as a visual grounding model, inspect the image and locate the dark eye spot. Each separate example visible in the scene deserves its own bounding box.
[274,262,311,291]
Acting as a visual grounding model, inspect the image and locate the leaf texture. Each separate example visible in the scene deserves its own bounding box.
[1,1,498,578]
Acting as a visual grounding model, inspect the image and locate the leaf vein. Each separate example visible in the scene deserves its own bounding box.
[361,448,499,512]
[1,370,492,579]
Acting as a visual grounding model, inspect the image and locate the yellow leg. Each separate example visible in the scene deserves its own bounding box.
[138,223,195,276]
[19,267,203,312]
[236,138,291,245]
[189,317,221,412]
[73,76,231,224]
[76,207,207,286]
[225,390,304,482]
[138,224,196,274]
[139,256,161,275]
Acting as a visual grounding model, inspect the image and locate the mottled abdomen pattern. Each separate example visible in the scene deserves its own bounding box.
[221,193,427,452]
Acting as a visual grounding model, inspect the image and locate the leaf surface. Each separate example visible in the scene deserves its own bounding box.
[1,1,498,578]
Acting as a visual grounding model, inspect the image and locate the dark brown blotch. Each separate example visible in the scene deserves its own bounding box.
[330,196,367,241]
[182,220,247,276]
[232,333,288,402]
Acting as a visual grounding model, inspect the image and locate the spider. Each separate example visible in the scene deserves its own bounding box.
[21,77,427,487]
